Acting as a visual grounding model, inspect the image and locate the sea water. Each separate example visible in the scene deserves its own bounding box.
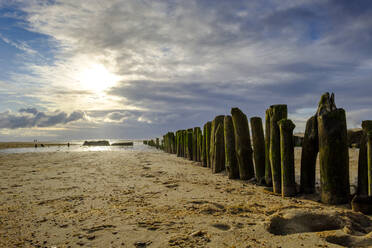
[0,141,156,154]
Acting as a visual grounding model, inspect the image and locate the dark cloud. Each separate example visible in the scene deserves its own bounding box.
[0,109,86,129]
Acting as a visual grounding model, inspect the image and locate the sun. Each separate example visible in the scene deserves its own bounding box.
[77,63,120,93]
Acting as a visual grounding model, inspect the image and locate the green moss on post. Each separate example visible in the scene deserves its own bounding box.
[213,123,225,173]
[300,115,318,194]
[359,121,372,196]
[265,108,272,186]
[269,104,288,193]
[224,115,239,179]
[278,119,296,197]
[250,117,266,184]
[318,108,350,204]
[205,121,212,168]
[231,108,254,180]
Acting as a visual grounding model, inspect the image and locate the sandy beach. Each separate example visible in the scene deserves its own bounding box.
[0,148,371,247]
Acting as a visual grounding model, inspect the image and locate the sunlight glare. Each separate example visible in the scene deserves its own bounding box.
[77,64,120,93]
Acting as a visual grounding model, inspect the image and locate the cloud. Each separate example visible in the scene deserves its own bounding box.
[1,0,372,138]
[0,108,87,129]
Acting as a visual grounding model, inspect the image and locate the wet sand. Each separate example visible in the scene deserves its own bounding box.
[0,142,69,149]
[0,149,371,247]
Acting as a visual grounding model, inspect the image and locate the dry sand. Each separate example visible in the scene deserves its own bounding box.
[0,148,371,247]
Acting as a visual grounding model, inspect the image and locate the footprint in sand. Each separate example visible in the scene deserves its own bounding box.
[211,223,231,231]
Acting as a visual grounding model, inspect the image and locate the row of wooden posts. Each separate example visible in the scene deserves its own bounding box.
[144,93,372,205]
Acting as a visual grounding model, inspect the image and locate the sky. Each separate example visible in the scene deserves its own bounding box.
[0,0,372,141]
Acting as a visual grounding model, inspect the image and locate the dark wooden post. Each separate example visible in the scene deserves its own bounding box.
[156,138,160,149]
[359,121,372,196]
[300,115,318,193]
[210,116,225,173]
[231,108,254,180]
[198,128,203,162]
[183,130,188,158]
[202,123,208,167]
[269,104,288,193]
[224,115,239,179]
[213,123,225,173]
[278,119,296,197]
[250,117,266,184]
[367,131,372,196]
[187,129,193,160]
[318,105,350,204]
[265,108,272,186]
[205,121,212,168]
[193,127,199,161]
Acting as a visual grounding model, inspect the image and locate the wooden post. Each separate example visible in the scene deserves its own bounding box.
[231,108,254,180]
[193,127,199,161]
[198,129,203,162]
[210,116,225,173]
[265,108,272,186]
[278,119,296,197]
[183,130,188,158]
[224,115,239,179]
[359,121,372,196]
[205,121,212,168]
[367,131,372,196]
[202,123,208,167]
[300,115,318,193]
[250,117,266,184]
[187,129,193,160]
[213,124,225,173]
[269,104,287,193]
[318,108,350,204]
[156,138,160,149]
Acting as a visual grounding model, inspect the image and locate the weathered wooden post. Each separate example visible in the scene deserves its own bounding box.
[176,131,181,156]
[193,127,199,161]
[278,119,296,197]
[231,108,254,180]
[183,130,189,158]
[269,104,287,193]
[367,131,372,196]
[156,138,160,149]
[250,117,266,184]
[198,128,203,162]
[187,129,193,160]
[317,93,349,204]
[213,123,225,173]
[163,134,167,152]
[224,115,239,179]
[358,121,372,196]
[210,116,225,173]
[265,108,272,185]
[205,121,212,168]
[300,115,318,193]
[202,123,208,167]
